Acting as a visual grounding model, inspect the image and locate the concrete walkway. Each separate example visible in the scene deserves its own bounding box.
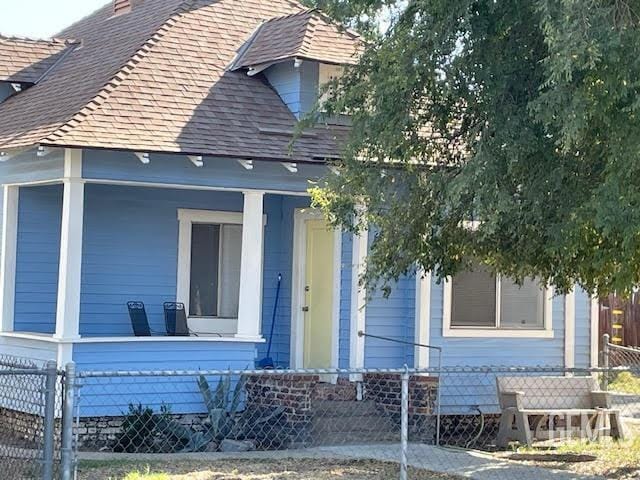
[318,444,602,480]
[78,443,602,480]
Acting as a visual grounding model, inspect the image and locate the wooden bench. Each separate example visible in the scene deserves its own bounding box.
[496,376,626,447]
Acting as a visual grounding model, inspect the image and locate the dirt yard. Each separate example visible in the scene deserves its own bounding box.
[498,435,640,479]
[77,458,463,480]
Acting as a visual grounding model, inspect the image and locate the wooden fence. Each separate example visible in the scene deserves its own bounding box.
[599,293,640,347]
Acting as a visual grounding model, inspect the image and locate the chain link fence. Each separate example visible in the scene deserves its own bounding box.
[68,365,639,479]
[1,357,638,479]
[0,355,63,480]
[601,334,640,427]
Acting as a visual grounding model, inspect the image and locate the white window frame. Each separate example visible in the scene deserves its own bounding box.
[318,63,344,108]
[177,209,246,335]
[442,274,554,338]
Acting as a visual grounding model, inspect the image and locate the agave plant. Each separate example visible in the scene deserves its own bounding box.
[198,374,247,440]
[151,375,248,453]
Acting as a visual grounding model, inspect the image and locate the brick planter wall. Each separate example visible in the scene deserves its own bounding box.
[362,373,439,414]
[362,373,439,441]
[70,373,441,451]
[244,374,319,446]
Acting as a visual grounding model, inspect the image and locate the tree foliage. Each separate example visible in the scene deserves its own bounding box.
[304,0,640,297]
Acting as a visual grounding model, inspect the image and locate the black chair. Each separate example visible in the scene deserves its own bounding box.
[163,302,196,337]
[127,301,164,336]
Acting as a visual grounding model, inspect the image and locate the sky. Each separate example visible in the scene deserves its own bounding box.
[0,0,108,38]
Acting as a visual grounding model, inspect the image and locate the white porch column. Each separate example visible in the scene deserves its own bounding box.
[0,185,19,332]
[414,270,432,369]
[349,227,368,370]
[54,149,84,351]
[237,191,264,339]
[590,296,600,368]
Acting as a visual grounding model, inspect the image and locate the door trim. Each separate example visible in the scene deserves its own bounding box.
[290,208,341,370]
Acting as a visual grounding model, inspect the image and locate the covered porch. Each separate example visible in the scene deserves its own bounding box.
[0,148,363,371]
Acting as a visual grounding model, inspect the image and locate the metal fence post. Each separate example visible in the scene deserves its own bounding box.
[61,362,76,480]
[435,351,442,447]
[42,361,57,480]
[400,366,409,480]
[602,334,610,390]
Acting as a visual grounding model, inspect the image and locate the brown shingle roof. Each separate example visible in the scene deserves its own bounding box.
[0,0,358,163]
[232,9,362,70]
[0,36,76,84]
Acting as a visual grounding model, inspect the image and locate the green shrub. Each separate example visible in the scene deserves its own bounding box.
[114,404,179,453]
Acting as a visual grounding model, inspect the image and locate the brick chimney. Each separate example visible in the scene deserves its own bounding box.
[113,0,132,15]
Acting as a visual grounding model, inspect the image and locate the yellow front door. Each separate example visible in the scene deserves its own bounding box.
[303,219,334,368]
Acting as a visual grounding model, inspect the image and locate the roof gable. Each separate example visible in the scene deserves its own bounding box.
[232,9,362,71]
[0,0,351,162]
[0,36,77,84]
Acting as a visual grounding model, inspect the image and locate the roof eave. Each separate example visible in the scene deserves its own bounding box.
[38,141,338,165]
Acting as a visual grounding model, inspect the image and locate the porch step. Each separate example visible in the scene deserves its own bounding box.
[309,400,399,445]
[313,381,357,402]
[313,399,380,417]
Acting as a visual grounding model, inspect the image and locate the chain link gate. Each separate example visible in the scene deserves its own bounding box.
[0,358,60,480]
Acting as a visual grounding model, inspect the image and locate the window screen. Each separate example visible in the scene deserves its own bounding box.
[500,277,544,328]
[189,224,242,318]
[451,265,496,327]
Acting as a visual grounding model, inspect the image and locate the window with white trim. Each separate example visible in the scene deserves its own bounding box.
[177,210,244,326]
[444,262,553,337]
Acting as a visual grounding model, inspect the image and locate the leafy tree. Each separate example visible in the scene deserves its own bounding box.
[304,0,640,297]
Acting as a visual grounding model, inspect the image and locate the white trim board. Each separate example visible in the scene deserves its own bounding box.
[0,332,265,344]
[0,185,18,333]
[349,228,368,370]
[414,270,431,368]
[83,178,312,197]
[54,149,84,341]
[290,208,341,370]
[590,297,600,367]
[564,288,576,368]
[5,177,312,197]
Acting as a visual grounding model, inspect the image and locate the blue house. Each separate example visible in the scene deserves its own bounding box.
[0,0,598,382]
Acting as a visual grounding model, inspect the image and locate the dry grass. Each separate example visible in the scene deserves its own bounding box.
[502,429,640,480]
[78,458,463,480]
[609,372,640,395]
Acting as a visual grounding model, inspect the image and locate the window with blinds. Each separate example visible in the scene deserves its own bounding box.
[451,265,496,327]
[450,262,545,330]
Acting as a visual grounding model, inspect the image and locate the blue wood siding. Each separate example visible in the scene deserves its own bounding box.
[339,233,353,369]
[80,184,243,336]
[263,61,319,119]
[14,185,62,333]
[0,186,3,260]
[0,150,64,184]
[80,184,307,343]
[73,341,256,416]
[575,288,592,368]
[264,62,303,117]
[428,278,566,367]
[364,274,416,368]
[0,83,14,103]
[256,195,311,367]
[81,149,325,193]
